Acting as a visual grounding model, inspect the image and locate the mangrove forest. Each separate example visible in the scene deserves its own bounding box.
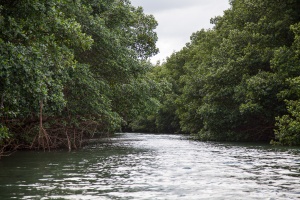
[1,0,300,157]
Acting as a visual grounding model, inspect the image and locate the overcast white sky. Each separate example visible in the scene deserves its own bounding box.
[130,0,231,63]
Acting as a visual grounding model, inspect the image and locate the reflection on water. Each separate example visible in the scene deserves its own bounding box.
[0,133,300,199]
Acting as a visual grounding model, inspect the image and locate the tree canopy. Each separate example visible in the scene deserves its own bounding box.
[131,0,300,145]
[0,0,159,154]
[2,0,300,156]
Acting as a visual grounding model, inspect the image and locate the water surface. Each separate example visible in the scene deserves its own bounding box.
[0,133,300,199]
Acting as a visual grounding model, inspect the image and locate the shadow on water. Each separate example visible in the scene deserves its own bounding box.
[0,133,300,199]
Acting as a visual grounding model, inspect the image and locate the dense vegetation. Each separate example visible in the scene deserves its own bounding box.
[0,0,160,155]
[1,0,300,157]
[131,0,300,146]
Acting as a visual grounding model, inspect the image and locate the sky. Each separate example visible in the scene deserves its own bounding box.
[130,0,231,63]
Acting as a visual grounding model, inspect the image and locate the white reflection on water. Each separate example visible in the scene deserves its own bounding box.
[0,133,300,199]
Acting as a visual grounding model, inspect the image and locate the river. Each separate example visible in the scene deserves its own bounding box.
[0,133,300,199]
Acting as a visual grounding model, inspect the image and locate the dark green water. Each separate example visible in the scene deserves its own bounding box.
[0,133,300,199]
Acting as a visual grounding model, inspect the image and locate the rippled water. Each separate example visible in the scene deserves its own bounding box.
[0,133,300,199]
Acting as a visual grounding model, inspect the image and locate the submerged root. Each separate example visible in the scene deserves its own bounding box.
[38,127,51,151]
[2,113,110,152]
[0,139,20,159]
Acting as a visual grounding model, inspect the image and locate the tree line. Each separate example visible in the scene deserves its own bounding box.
[0,0,160,155]
[131,0,300,146]
[1,0,300,156]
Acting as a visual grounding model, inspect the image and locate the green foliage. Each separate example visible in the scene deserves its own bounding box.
[136,0,300,144]
[0,0,158,151]
[273,23,300,145]
[0,0,92,117]
[274,100,300,146]
[129,64,173,133]
[0,124,9,141]
[2,0,300,148]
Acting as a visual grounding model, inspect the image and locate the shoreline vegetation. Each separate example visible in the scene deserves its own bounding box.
[1,0,300,157]
[131,0,300,146]
[0,0,159,156]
